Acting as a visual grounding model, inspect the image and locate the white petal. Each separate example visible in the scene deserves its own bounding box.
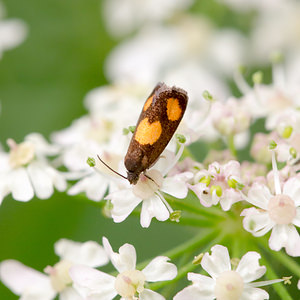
[69,265,116,299]
[160,175,189,199]
[188,183,213,207]
[139,288,165,300]
[236,252,266,283]
[10,168,34,201]
[0,260,55,298]
[283,225,300,257]
[240,286,269,300]
[223,160,241,179]
[59,287,83,300]
[174,285,214,300]
[106,189,142,223]
[201,245,231,279]
[54,239,109,267]
[283,177,300,206]
[102,237,136,273]
[0,20,27,50]
[44,166,67,192]
[140,195,169,228]
[142,256,177,282]
[241,208,274,237]
[293,207,300,227]
[220,189,242,211]
[268,224,300,255]
[247,183,272,209]
[27,162,54,199]
[174,273,215,300]
[68,174,108,201]
[0,174,10,204]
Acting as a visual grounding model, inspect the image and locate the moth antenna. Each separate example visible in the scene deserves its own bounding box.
[97,155,128,180]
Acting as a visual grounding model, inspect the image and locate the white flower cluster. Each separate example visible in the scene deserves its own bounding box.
[1,0,300,299]
[0,239,282,300]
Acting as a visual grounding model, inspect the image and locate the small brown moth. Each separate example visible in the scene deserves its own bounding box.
[98,82,188,184]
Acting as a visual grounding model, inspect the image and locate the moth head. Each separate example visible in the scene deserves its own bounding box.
[127,170,140,185]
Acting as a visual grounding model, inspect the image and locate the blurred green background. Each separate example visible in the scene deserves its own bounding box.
[0,1,196,299]
[0,1,298,299]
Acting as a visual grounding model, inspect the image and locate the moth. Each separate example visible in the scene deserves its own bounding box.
[99,82,188,184]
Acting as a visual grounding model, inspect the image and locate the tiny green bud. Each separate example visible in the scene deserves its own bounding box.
[87,157,96,167]
[249,219,256,231]
[237,65,246,74]
[269,140,277,150]
[281,126,293,139]
[102,200,113,218]
[236,182,245,190]
[270,51,284,64]
[175,133,186,144]
[289,147,297,159]
[128,125,136,133]
[210,185,222,197]
[230,258,240,270]
[202,90,214,102]
[227,178,237,189]
[252,71,263,84]
[199,176,211,186]
[123,128,130,135]
[170,210,181,222]
[193,253,204,265]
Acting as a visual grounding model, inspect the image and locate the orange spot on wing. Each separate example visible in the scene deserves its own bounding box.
[167,98,182,121]
[135,118,162,145]
[143,96,153,111]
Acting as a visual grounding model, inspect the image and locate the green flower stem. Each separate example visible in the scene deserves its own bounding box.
[136,230,221,270]
[227,134,237,157]
[167,194,226,219]
[259,254,293,300]
[170,216,216,227]
[272,251,300,277]
[257,239,300,277]
[148,259,198,291]
[148,231,226,291]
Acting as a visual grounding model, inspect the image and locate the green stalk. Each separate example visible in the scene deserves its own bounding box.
[260,257,293,300]
[254,243,293,300]
[227,134,237,158]
[257,239,300,277]
[168,195,226,219]
[136,230,221,270]
[148,231,226,291]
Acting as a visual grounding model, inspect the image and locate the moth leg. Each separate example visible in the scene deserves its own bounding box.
[144,172,160,187]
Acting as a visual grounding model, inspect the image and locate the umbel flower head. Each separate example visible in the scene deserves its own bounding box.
[69,237,177,300]
[174,244,284,300]
[241,150,300,256]
[0,133,67,204]
[105,145,193,228]
[0,239,109,300]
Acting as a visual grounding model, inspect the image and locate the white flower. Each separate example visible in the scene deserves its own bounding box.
[69,237,177,300]
[0,239,109,300]
[67,149,124,201]
[174,244,277,300]
[189,160,243,211]
[241,177,300,256]
[0,3,27,59]
[211,98,251,136]
[105,148,193,227]
[102,0,193,37]
[0,133,67,204]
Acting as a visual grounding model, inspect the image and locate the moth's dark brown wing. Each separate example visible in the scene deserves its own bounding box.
[124,83,188,178]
